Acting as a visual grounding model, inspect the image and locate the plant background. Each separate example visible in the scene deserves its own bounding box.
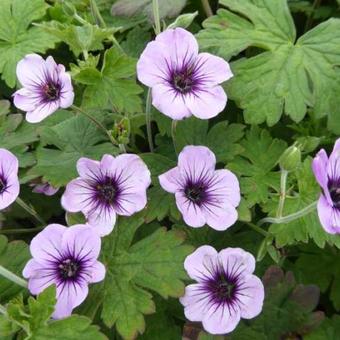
[0,0,340,339]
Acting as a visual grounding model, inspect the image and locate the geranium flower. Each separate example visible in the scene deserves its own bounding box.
[137,28,233,120]
[0,148,20,210]
[32,182,59,196]
[23,224,105,319]
[312,138,340,233]
[13,54,74,123]
[180,246,264,335]
[61,154,151,236]
[159,146,240,230]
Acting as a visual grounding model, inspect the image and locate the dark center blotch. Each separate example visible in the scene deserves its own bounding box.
[0,177,6,194]
[173,70,194,93]
[59,259,79,279]
[43,82,60,101]
[208,274,236,303]
[329,184,340,208]
[97,183,116,203]
[185,184,205,204]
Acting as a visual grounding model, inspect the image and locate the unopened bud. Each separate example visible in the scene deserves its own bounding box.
[111,118,130,145]
[279,145,301,172]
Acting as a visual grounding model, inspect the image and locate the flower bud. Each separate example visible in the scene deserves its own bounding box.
[111,118,130,145]
[279,145,301,172]
[62,1,76,17]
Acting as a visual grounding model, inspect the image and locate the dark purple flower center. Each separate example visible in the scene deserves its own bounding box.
[0,176,7,194]
[95,177,118,206]
[42,82,60,101]
[172,70,194,94]
[329,182,340,209]
[185,183,206,204]
[206,272,237,303]
[58,258,80,280]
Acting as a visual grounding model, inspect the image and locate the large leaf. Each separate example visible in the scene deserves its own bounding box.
[198,0,340,132]
[0,0,59,87]
[0,236,29,303]
[74,47,143,114]
[28,114,117,186]
[228,126,287,207]
[100,215,192,339]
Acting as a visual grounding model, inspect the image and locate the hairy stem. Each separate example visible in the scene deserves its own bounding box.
[118,144,127,153]
[152,0,161,35]
[0,304,6,315]
[0,265,27,288]
[259,201,318,226]
[276,170,288,218]
[145,89,155,152]
[16,197,45,226]
[0,226,44,235]
[89,0,106,27]
[201,0,213,17]
[71,105,116,146]
[171,120,178,155]
[245,222,270,237]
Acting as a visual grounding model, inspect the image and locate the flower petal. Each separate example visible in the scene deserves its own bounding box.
[237,275,264,319]
[218,248,256,275]
[16,54,46,88]
[317,195,340,234]
[62,224,101,262]
[201,201,238,231]
[89,261,106,283]
[114,190,148,216]
[13,88,39,112]
[25,101,60,123]
[53,282,88,319]
[159,167,183,193]
[30,224,66,264]
[87,209,116,237]
[195,52,233,86]
[0,178,20,210]
[186,85,227,119]
[76,158,100,180]
[176,192,206,228]
[183,245,217,281]
[59,72,74,108]
[152,83,192,120]
[202,303,241,335]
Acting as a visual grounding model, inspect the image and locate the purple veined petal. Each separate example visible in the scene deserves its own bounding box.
[194,52,233,86]
[114,190,148,216]
[312,149,329,189]
[159,167,183,194]
[137,40,174,87]
[178,145,216,180]
[152,83,192,120]
[23,259,55,295]
[58,72,74,108]
[53,282,89,319]
[61,225,101,263]
[202,302,241,335]
[16,54,46,88]
[26,101,60,123]
[0,179,20,210]
[30,224,66,265]
[12,88,39,112]
[185,85,227,119]
[183,245,217,281]
[86,209,116,237]
[0,148,19,176]
[155,28,199,66]
[89,261,106,283]
[180,283,209,322]
[327,140,340,184]
[237,275,265,319]
[201,201,238,231]
[218,248,256,275]
[175,192,206,228]
[210,169,241,207]
[101,154,151,189]
[61,178,92,213]
[76,158,100,180]
[317,195,339,234]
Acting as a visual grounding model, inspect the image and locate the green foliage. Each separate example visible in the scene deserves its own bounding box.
[229,126,287,207]
[74,47,143,114]
[0,286,107,339]
[29,114,117,186]
[0,0,59,87]
[100,215,192,339]
[306,315,340,340]
[198,0,340,132]
[0,236,29,303]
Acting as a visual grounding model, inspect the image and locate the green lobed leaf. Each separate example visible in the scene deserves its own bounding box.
[197,0,340,132]
[0,0,60,87]
[28,114,118,187]
[75,47,143,114]
[100,215,192,339]
[306,315,340,340]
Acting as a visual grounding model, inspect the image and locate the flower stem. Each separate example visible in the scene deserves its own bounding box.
[0,265,27,288]
[118,144,126,153]
[152,0,161,35]
[276,169,288,218]
[259,201,318,226]
[16,197,45,226]
[171,120,178,155]
[145,89,155,153]
[71,105,116,146]
[0,304,6,315]
[201,0,213,17]
[89,0,106,27]
[0,226,44,235]
[245,222,270,237]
